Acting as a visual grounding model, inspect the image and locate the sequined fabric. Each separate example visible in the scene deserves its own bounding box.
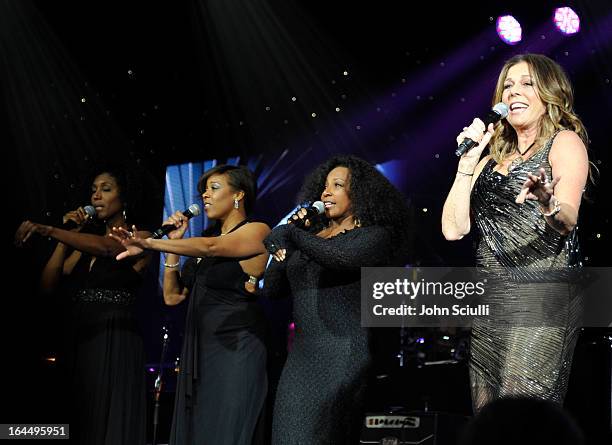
[74,288,136,306]
[469,132,582,411]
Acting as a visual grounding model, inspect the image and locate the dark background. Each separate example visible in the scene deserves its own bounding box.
[2,0,611,442]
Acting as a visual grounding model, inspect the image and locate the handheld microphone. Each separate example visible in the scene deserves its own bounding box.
[455,102,509,157]
[152,204,201,239]
[290,201,325,229]
[62,205,97,230]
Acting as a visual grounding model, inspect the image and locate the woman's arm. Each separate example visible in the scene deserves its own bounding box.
[442,155,491,240]
[442,120,495,241]
[15,222,132,258]
[285,224,392,270]
[516,130,588,235]
[39,242,76,293]
[261,256,291,299]
[115,222,270,260]
[162,253,190,306]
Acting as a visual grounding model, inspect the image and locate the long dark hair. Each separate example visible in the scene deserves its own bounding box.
[298,154,413,264]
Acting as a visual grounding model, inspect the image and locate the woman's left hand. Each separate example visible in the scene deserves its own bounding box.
[515,167,560,206]
[109,225,150,260]
[272,248,287,262]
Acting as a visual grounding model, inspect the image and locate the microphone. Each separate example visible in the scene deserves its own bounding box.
[152,204,201,239]
[62,205,96,230]
[455,102,509,157]
[290,201,325,229]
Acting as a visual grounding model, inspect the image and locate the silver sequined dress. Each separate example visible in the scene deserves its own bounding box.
[469,132,582,411]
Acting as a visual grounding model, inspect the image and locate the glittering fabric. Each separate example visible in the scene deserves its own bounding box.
[469,132,582,411]
[262,224,393,445]
[74,288,136,306]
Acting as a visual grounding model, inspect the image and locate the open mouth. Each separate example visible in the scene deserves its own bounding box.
[509,102,528,113]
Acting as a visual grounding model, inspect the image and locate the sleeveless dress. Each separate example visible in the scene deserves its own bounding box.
[262,224,393,445]
[469,131,582,411]
[169,220,268,445]
[66,254,146,445]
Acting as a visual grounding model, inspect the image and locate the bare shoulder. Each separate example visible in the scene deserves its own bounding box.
[238,221,271,237]
[550,130,586,154]
[550,130,587,164]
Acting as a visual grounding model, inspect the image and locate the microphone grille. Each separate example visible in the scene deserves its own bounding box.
[83,205,97,218]
[188,203,201,216]
[493,102,509,118]
[312,201,325,214]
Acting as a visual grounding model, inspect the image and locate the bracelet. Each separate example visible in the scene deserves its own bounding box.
[164,261,180,268]
[457,170,474,176]
[539,196,561,217]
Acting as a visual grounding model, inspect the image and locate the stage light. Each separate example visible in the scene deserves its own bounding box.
[553,7,580,35]
[496,15,522,45]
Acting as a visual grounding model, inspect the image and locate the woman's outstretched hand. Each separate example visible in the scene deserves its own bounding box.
[14,221,52,246]
[515,167,560,206]
[109,225,150,260]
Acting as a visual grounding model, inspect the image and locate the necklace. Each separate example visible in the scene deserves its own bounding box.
[508,141,536,172]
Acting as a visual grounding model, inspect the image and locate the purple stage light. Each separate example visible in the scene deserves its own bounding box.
[496,15,522,45]
[553,7,580,35]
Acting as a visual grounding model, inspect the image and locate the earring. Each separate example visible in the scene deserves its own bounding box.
[354,216,362,228]
[234,199,239,209]
[122,208,127,223]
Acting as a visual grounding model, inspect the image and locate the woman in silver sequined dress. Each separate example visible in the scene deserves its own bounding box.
[15,164,152,444]
[442,54,590,411]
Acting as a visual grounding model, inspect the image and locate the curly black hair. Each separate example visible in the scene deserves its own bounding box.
[298,154,413,264]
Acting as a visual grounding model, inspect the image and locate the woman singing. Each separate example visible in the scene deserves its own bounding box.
[262,154,411,444]
[111,164,270,445]
[442,53,590,411]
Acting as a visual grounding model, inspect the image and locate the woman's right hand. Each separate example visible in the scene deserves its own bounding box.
[14,221,52,246]
[164,211,190,239]
[62,207,92,231]
[456,119,495,172]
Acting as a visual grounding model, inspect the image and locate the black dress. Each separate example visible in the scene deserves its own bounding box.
[262,224,393,445]
[65,254,146,445]
[469,132,582,410]
[169,220,267,445]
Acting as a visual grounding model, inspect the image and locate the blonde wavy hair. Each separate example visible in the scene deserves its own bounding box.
[488,53,588,163]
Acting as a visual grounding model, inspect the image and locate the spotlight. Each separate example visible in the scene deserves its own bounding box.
[553,7,580,35]
[496,15,522,45]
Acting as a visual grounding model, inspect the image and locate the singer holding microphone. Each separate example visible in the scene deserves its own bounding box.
[111,164,270,445]
[262,155,411,445]
[442,54,590,411]
[14,163,153,445]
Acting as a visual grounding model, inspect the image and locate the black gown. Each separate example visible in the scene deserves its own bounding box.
[65,254,146,445]
[469,131,582,410]
[169,220,268,445]
[262,224,393,445]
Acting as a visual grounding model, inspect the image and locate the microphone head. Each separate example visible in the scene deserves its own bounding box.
[311,201,325,215]
[493,102,509,118]
[83,205,97,219]
[187,203,201,217]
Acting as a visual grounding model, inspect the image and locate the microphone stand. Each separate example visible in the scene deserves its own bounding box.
[152,325,169,445]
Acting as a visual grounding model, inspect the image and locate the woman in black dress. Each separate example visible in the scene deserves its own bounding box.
[112,165,270,445]
[262,155,411,445]
[15,164,152,445]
